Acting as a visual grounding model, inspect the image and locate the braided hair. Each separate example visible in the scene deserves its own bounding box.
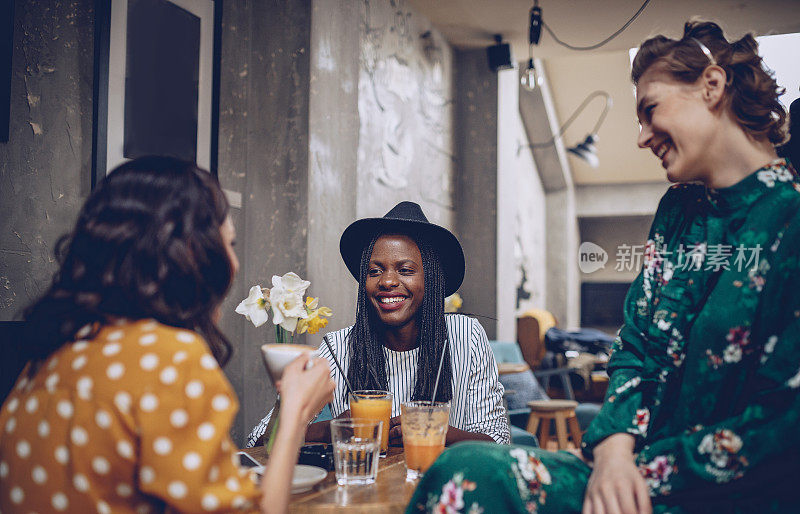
[345,231,452,403]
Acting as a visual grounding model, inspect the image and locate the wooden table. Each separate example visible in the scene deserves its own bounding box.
[242,446,417,513]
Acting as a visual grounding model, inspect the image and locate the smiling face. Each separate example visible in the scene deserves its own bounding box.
[365,234,425,329]
[636,66,719,184]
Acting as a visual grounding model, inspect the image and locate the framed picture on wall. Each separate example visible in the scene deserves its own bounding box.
[92,0,222,186]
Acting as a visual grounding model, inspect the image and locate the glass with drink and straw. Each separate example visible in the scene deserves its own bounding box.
[348,390,392,456]
[330,419,382,485]
[400,400,450,480]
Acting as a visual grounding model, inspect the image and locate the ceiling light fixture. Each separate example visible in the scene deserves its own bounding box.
[520,1,543,91]
[520,90,612,169]
[487,34,514,72]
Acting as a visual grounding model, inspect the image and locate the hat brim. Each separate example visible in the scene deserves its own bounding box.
[339,218,465,297]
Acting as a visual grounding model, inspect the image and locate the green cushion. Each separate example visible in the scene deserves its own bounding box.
[510,425,538,447]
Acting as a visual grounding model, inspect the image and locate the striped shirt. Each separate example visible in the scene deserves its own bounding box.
[320,314,510,444]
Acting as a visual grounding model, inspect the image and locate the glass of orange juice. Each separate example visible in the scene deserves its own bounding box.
[349,390,392,455]
[400,400,450,480]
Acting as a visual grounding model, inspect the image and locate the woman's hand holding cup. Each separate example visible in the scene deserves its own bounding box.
[278,356,335,428]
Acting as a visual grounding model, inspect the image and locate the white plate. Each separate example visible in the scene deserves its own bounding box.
[292,464,328,494]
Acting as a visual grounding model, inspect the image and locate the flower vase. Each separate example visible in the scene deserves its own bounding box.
[262,327,294,453]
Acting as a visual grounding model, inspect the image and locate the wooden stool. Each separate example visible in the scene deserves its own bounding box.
[526,400,582,450]
[497,362,530,375]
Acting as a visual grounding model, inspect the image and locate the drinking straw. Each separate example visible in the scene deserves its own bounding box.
[430,338,449,406]
[322,335,357,399]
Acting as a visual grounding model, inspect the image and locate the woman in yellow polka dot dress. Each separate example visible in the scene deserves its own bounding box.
[0,157,335,513]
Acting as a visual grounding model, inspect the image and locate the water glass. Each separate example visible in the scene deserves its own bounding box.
[330,418,382,485]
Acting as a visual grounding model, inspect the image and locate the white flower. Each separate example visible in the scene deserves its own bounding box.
[787,368,800,389]
[662,261,674,284]
[775,167,793,182]
[764,335,778,354]
[269,288,307,332]
[235,286,269,327]
[271,272,311,297]
[698,429,743,469]
[509,448,534,482]
[757,170,777,187]
[722,344,742,364]
[698,433,714,455]
[615,376,641,395]
[762,335,778,364]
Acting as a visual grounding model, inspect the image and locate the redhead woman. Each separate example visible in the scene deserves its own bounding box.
[0,157,334,513]
[407,20,800,514]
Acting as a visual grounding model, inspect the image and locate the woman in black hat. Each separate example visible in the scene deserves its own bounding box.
[248,201,509,446]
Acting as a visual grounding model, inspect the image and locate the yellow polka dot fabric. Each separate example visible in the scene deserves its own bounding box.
[0,319,260,512]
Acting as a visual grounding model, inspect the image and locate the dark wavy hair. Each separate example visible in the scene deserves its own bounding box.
[20,156,235,367]
[344,231,452,404]
[632,20,786,145]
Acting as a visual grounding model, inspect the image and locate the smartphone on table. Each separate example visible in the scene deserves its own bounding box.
[236,451,265,475]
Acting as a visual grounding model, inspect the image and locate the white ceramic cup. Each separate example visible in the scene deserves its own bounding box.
[260,343,316,381]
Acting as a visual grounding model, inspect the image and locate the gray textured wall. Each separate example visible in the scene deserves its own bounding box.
[356,0,455,228]
[454,48,498,337]
[1,0,460,445]
[0,0,94,317]
[0,0,314,445]
[216,0,313,444]
[306,0,457,341]
[306,0,361,343]
[497,70,547,319]
[518,61,581,328]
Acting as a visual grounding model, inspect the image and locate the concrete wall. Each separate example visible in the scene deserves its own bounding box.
[0,0,94,316]
[356,0,455,227]
[224,0,457,440]
[576,182,668,218]
[518,60,580,328]
[306,0,456,340]
[216,0,313,445]
[454,48,498,337]
[306,0,361,342]
[1,0,458,444]
[497,67,546,339]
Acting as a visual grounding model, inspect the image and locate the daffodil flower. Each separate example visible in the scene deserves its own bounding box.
[444,292,463,313]
[297,297,333,334]
[237,273,333,336]
[270,288,308,333]
[235,285,270,327]
[272,272,311,297]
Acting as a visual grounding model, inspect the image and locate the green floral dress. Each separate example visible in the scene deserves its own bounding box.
[406,159,800,513]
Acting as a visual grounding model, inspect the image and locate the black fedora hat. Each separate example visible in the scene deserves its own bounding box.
[339,201,465,296]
